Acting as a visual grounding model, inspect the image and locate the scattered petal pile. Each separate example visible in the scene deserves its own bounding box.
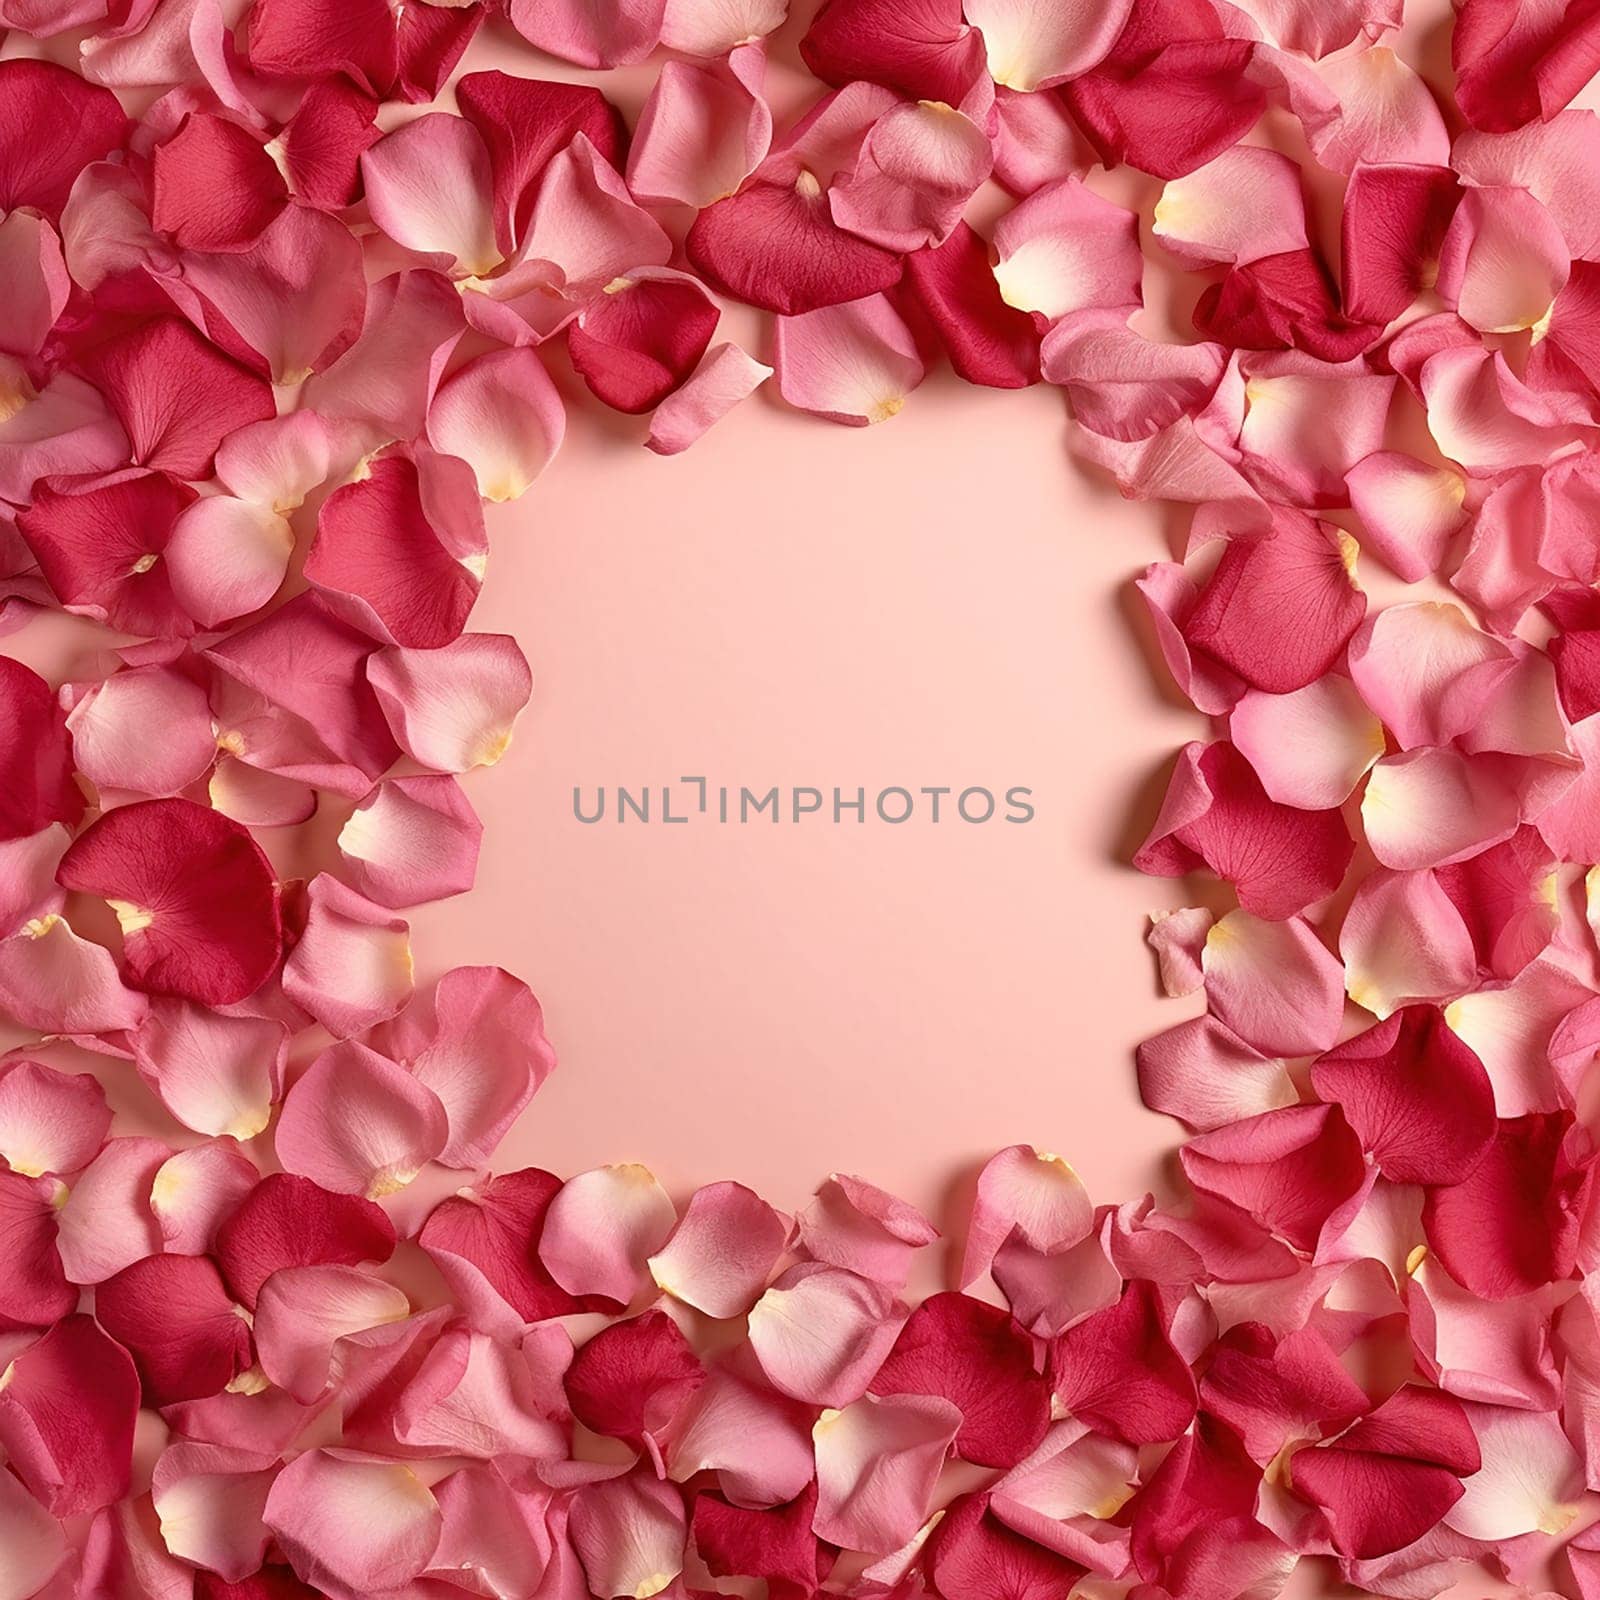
[2,2,1600,1598]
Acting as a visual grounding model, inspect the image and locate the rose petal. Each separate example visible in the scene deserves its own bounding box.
[747,1262,904,1406]
[274,1041,447,1199]
[627,47,772,209]
[1135,1014,1297,1132]
[367,633,532,775]
[540,1163,676,1306]
[1230,675,1383,810]
[791,1173,937,1290]
[569,269,722,416]
[992,177,1141,322]
[647,1180,787,1318]
[281,874,412,1039]
[254,1263,412,1404]
[0,1057,109,1178]
[150,1139,259,1255]
[55,1135,165,1285]
[150,1441,277,1582]
[96,1253,254,1405]
[1153,146,1307,269]
[645,342,773,455]
[568,1472,684,1599]
[774,291,925,426]
[65,664,216,799]
[426,347,564,503]
[966,0,1131,90]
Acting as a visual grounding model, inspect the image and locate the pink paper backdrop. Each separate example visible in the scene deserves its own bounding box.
[411,367,1201,1221]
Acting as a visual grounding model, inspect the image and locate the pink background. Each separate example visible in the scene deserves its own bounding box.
[420,370,1204,1224]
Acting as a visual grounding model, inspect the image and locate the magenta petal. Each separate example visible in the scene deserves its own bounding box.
[564,1308,704,1449]
[0,60,128,218]
[1421,1111,1585,1299]
[79,319,275,479]
[693,1479,825,1596]
[274,1040,446,1199]
[569,270,721,415]
[0,1314,138,1516]
[214,1172,396,1310]
[57,799,283,1006]
[1453,0,1600,132]
[1181,1104,1368,1253]
[903,221,1041,388]
[686,175,904,317]
[0,1169,73,1328]
[1050,1280,1197,1446]
[929,1490,1086,1600]
[0,659,83,842]
[870,1292,1050,1469]
[152,112,287,252]
[95,1253,253,1405]
[307,449,484,649]
[1310,1005,1497,1185]
[17,472,198,639]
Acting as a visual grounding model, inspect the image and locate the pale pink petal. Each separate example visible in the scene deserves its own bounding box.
[215,411,339,513]
[1152,147,1307,269]
[0,372,129,506]
[1307,47,1450,173]
[813,1393,962,1554]
[392,1323,567,1460]
[1445,1403,1583,1540]
[1347,601,1509,750]
[280,874,413,1039]
[132,999,286,1140]
[487,137,671,342]
[0,208,69,361]
[1453,112,1600,260]
[361,113,501,276]
[302,269,466,448]
[1044,320,1226,442]
[1361,748,1522,871]
[540,1163,676,1305]
[992,177,1142,321]
[164,496,294,629]
[1201,910,1345,1056]
[0,827,68,941]
[1410,1255,1559,1410]
[208,757,318,829]
[0,1058,109,1177]
[337,775,481,910]
[660,0,786,54]
[1422,344,1596,475]
[427,347,564,503]
[774,292,925,426]
[1136,1014,1298,1131]
[747,1262,904,1406]
[1233,354,1396,506]
[1346,451,1470,582]
[274,1040,447,1198]
[371,965,553,1167]
[966,0,1131,90]
[961,1144,1093,1288]
[627,47,772,208]
[150,1442,276,1581]
[65,665,216,798]
[55,1135,166,1284]
[80,1496,192,1600]
[0,914,148,1037]
[1341,868,1479,1019]
[367,634,533,774]
[1436,185,1570,336]
[506,0,666,67]
[1441,958,1589,1116]
[254,1263,412,1403]
[568,1472,684,1599]
[664,1366,817,1507]
[426,1465,554,1598]
[150,1139,258,1255]
[645,342,772,456]
[792,1174,938,1290]
[1146,906,1213,997]
[647,1180,788,1318]
[1230,675,1384,810]
[264,1449,442,1598]
[0,1464,67,1600]
[830,99,993,253]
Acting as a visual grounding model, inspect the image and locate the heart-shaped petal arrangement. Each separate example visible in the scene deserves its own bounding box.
[0,1,1598,1597]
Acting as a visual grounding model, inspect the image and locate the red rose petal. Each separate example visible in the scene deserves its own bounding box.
[57,799,283,1006]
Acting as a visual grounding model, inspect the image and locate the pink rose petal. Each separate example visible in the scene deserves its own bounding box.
[747,1262,904,1406]
[0,1058,109,1177]
[647,1179,788,1318]
[281,874,412,1039]
[367,633,533,775]
[540,1163,676,1306]
[274,1041,447,1199]
[645,342,773,456]
[774,292,925,426]
[426,347,564,503]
